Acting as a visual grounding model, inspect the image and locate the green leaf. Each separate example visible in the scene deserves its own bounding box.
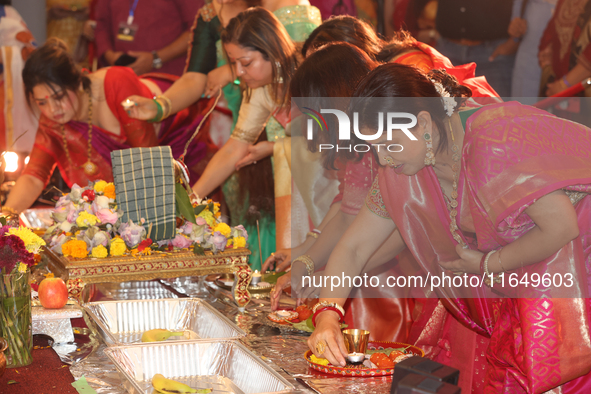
[7,380,17,385]
[0,217,6,226]
[193,204,206,216]
[193,244,205,256]
[196,390,212,394]
[175,183,196,224]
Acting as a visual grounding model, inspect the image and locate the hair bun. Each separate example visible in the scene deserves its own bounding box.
[45,37,69,53]
[427,69,471,108]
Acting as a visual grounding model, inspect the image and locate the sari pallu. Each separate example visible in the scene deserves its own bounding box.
[376,101,591,392]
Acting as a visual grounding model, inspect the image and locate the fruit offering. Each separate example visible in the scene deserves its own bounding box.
[370,352,395,369]
[151,374,211,393]
[38,275,68,309]
[141,329,184,342]
[296,305,313,320]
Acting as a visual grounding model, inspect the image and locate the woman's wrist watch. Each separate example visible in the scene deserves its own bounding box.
[152,51,163,70]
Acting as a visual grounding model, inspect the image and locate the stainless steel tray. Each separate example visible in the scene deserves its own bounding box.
[84,298,246,346]
[104,340,295,394]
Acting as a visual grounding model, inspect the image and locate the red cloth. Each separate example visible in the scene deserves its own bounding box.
[94,0,201,76]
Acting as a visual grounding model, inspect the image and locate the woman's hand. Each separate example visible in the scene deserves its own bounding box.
[262,248,292,272]
[439,244,484,275]
[546,79,567,97]
[235,141,274,170]
[124,95,158,120]
[297,275,322,306]
[307,311,348,367]
[538,46,552,68]
[508,17,527,38]
[270,271,291,310]
[204,64,234,98]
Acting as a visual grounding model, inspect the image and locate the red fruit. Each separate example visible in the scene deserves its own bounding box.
[296,305,309,313]
[38,277,68,309]
[370,353,394,369]
[389,350,406,362]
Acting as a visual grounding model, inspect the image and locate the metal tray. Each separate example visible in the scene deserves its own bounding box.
[84,298,246,346]
[104,340,295,394]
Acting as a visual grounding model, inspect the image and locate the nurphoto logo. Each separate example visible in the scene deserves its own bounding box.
[303,108,418,152]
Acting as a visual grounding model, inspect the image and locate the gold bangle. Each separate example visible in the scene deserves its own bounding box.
[312,301,345,317]
[497,248,507,272]
[156,96,172,120]
[1,206,18,216]
[294,254,315,276]
[306,231,319,239]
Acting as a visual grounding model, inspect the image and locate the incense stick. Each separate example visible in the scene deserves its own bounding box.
[256,220,263,269]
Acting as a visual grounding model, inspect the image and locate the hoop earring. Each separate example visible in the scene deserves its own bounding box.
[275,61,283,83]
[424,133,435,166]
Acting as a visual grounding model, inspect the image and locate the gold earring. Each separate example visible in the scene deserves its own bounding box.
[385,156,395,167]
[424,133,435,166]
[275,61,283,83]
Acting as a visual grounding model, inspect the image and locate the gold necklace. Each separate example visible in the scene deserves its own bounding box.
[445,118,466,248]
[60,92,98,177]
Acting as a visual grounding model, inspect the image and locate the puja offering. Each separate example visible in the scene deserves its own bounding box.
[84,298,245,346]
[250,270,262,285]
[104,340,295,394]
[152,373,211,394]
[305,341,424,377]
[120,98,135,110]
[343,329,370,362]
[267,309,299,324]
[37,275,68,309]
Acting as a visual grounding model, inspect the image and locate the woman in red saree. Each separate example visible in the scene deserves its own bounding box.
[3,38,213,214]
[308,63,591,393]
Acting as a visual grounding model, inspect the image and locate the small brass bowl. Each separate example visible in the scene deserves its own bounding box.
[0,337,8,377]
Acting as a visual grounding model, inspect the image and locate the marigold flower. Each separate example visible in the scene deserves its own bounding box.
[62,239,89,259]
[109,237,127,256]
[91,245,108,258]
[76,212,98,228]
[103,183,116,199]
[93,180,108,193]
[213,222,231,237]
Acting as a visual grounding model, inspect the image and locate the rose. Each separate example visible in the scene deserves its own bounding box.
[119,221,146,248]
[195,217,207,226]
[96,209,119,225]
[211,231,227,252]
[189,224,206,244]
[137,239,153,252]
[53,201,75,223]
[109,237,127,256]
[91,245,108,258]
[81,189,95,202]
[197,210,215,227]
[171,234,192,249]
[180,221,193,235]
[232,225,248,242]
[69,184,83,202]
[92,196,111,211]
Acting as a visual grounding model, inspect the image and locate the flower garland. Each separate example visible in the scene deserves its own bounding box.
[44,180,248,259]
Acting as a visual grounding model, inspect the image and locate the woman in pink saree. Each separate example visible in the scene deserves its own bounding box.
[308,63,591,393]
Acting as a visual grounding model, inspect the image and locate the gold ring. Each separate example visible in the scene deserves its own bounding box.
[271,253,275,257]
[315,340,327,355]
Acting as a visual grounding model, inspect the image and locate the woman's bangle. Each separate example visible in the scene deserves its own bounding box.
[483,250,502,286]
[479,253,487,276]
[312,306,344,327]
[148,98,163,123]
[293,255,315,276]
[562,75,572,88]
[306,229,321,239]
[496,247,506,272]
[1,206,18,216]
[157,95,173,119]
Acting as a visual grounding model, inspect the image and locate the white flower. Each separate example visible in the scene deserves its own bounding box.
[430,80,457,117]
[59,221,73,232]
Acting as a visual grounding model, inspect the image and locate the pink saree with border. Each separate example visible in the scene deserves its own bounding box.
[372,102,591,392]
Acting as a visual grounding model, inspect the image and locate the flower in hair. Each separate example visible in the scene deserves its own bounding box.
[430,80,457,117]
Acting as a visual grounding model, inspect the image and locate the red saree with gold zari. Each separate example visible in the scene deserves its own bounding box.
[371,101,591,392]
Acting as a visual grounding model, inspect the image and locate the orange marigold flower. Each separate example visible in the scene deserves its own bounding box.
[62,239,89,259]
[103,183,116,199]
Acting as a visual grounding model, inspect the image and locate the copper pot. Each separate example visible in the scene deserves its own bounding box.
[0,337,7,377]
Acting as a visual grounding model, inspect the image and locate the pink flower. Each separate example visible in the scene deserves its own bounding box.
[195,217,207,226]
[171,234,192,249]
[211,231,227,252]
[119,221,146,248]
[96,209,119,225]
[180,221,194,235]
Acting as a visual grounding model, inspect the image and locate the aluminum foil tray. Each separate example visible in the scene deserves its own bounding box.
[84,298,246,346]
[104,340,295,394]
